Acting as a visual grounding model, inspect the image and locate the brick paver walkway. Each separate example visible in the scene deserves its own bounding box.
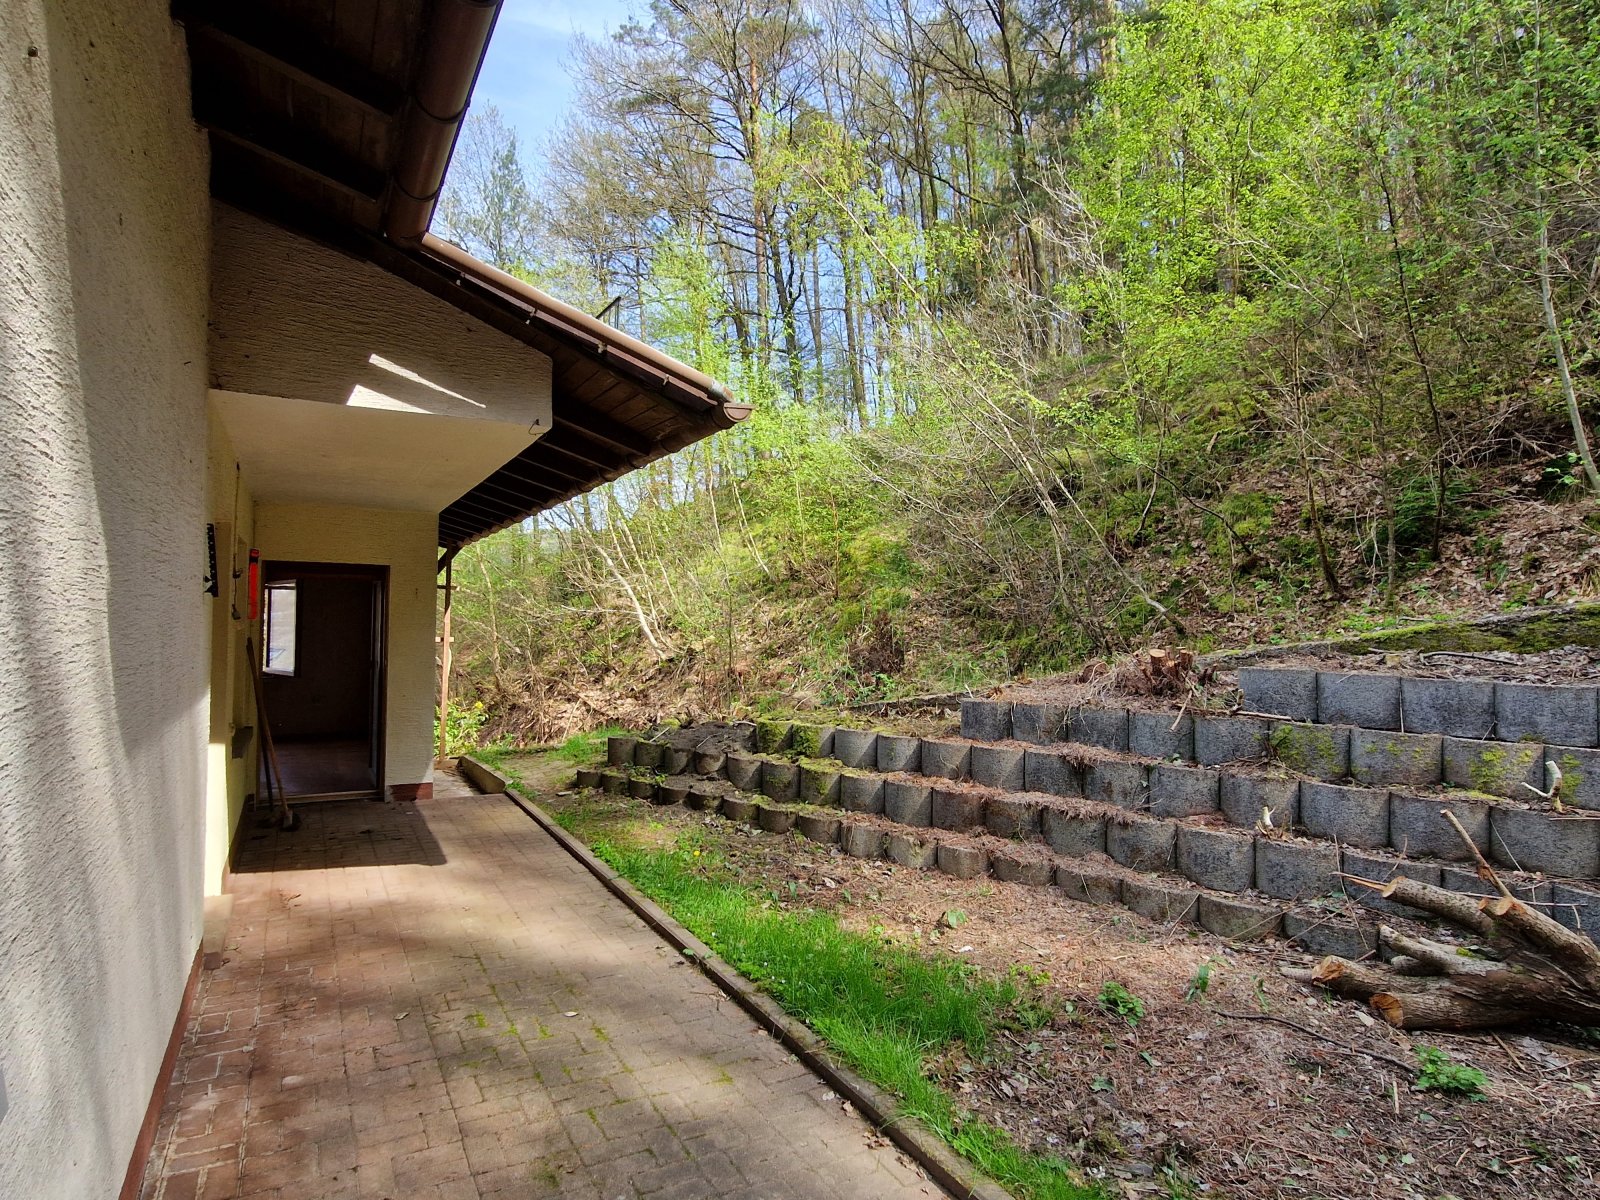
[140,774,938,1199]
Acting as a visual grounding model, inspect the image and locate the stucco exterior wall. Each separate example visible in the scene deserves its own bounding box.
[0,2,211,1197]
[253,504,439,789]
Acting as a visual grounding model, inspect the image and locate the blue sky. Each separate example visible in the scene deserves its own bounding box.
[474,0,638,152]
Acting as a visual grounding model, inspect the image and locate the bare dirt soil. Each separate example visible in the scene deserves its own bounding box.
[515,756,1600,1200]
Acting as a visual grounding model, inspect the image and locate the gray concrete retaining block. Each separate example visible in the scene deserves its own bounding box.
[1057,865,1123,906]
[662,747,692,774]
[693,749,726,776]
[1283,911,1377,960]
[1197,895,1283,941]
[755,720,793,754]
[919,739,971,781]
[1068,706,1129,752]
[886,831,939,869]
[1122,878,1200,924]
[832,729,879,770]
[795,812,842,844]
[658,781,690,805]
[1551,883,1600,940]
[1024,748,1084,798]
[1551,746,1600,811]
[629,777,658,800]
[1128,710,1194,761]
[1149,765,1221,818]
[984,794,1042,840]
[1239,667,1318,722]
[1041,806,1106,858]
[840,773,886,814]
[721,796,757,822]
[1439,864,1553,908]
[1194,716,1271,766]
[757,804,799,834]
[991,850,1054,887]
[932,787,987,832]
[1400,676,1495,739]
[937,843,989,880]
[1269,722,1351,781]
[1255,838,1340,901]
[724,752,763,791]
[762,760,801,802]
[1496,682,1599,748]
[1086,761,1149,809]
[960,698,1012,742]
[1219,773,1299,831]
[686,785,721,811]
[885,780,933,827]
[788,723,835,759]
[607,735,637,767]
[633,740,666,770]
[1340,849,1441,918]
[1175,825,1255,893]
[1442,736,1545,799]
[1350,729,1442,788]
[601,771,628,796]
[1011,702,1068,745]
[970,745,1026,791]
[877,734,922,774]
[1387,792,1489,861]
[840,821,885,859]
[575,768,602,789]
[1317,671,1401,730]
[799,764,842,807]
[1489,805,1600,878]
[1299,781,1391,850]
[1106,816,1177,872]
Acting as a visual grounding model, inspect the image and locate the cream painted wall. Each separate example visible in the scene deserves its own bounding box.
[0,2,211,1197]
[253,504,439,790]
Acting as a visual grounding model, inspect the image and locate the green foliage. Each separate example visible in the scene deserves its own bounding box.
[551,726,632,765]
[1413,1046,1487,1098]
[1097,981,1145,1025]
[434,699,488,758]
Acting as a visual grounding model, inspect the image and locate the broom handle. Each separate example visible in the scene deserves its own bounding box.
[245,637,290,822]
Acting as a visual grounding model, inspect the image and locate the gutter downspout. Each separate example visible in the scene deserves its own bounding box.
[385,0,501,245]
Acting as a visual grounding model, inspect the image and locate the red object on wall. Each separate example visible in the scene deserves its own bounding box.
[248,549,260,620]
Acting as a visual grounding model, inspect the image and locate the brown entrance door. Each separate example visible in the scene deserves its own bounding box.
[260,562,388,799]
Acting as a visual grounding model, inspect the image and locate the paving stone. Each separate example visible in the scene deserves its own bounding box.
[761,760,800,802]
[919,738,971,781]
[831,729,879,770]
[1317,671,1401,730]
[885,831,938,870]
[1010,702,1068,745]
[937,843,989,880]
[984,794,1042,840]
[1068,706,1129,752]
[1340,849,1441,918]
[1121,878,1199,924]
[1399,676,1496,738]
[1149,765,1221,818]
[1128,710,1194,761]
[1441,736,1545,799]
[1255,838,1340,901]
[1175,826,1255,893]
[1496,682,1599,748]
[1194,716,1271,766]
[1551,883,1600,942]
[1057,865,1123,906]
[1085,761,1149,810]
[1219,773,1299,831]
[1024,748,1085,798]
[1298,781,1391,850]
[1106,816,1176,872]
[1269,722,1351,781]
[970,745,1025,791]
[876,734,922,774]
[1489,805,1600,878]
[1282,912,1377,960]
[1196,895,1282,941]
[1041,806,1106,858]
[798,764,841,807]
[1239,667,1318,722]
[931,787,987,832]
[839,773,885,814]
[1349,729,1442,788]
[1387,792,1489,862]
[1549,745,1600,812]
[960,698,1012,741]
[884,780,932,827]
[724,753,763,791]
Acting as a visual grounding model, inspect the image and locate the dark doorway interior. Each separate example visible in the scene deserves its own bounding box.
[260,562,387,800]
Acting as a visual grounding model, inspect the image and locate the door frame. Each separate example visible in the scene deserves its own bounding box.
[260,560,389,799]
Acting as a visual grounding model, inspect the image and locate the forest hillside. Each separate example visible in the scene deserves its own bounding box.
[436,0,1600,746]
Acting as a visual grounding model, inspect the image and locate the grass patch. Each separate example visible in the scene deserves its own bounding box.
[558,798,1097,1200]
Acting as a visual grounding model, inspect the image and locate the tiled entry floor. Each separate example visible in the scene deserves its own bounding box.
[139,773,937,1199]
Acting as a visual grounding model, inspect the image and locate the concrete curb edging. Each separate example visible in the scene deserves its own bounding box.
[460,756,1016,1200]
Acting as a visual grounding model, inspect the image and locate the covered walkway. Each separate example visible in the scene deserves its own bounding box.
[138,774,936,1199]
